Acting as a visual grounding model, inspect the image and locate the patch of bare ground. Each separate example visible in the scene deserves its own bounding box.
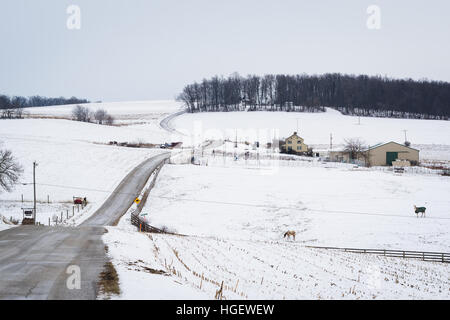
[98,261,121,298]
[127,260,168,275]
[25,115,70,120]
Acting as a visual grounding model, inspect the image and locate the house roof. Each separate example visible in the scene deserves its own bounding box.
[286,132,302,140]
[367,141,420,152]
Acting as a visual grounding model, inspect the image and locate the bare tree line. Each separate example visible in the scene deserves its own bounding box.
[0,94,89,119]
[178,73,450,119]
[72,105,115,125]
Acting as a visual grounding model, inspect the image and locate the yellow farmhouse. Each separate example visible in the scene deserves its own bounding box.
[281,132,309,154]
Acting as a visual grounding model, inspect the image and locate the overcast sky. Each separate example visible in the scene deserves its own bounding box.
[1,0,449,102]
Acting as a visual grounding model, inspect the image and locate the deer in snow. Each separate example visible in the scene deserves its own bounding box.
[414,205,426,218]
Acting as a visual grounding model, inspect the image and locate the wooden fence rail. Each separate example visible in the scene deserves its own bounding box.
[129,160,172,234]
[305,245,450,263]
[130,211,165,233]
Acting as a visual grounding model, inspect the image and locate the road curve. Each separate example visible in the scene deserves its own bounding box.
[159,110,186,136]
[0,152,170,299]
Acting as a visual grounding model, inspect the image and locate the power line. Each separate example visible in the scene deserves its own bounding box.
[20,181,450,204]
[150,195,450,220]
[18,182,450,221]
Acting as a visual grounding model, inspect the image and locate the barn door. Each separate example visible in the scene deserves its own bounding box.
[386,152,398,166]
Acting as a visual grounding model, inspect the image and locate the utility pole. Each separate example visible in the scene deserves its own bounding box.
[234,130,237,159]
[33,161,38,224]
[330,133,333,151]
[403,129,408,143]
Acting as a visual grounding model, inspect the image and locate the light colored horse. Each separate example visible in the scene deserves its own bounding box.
[283,230,296,241]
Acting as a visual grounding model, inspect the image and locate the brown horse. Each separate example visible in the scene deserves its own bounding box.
[283,230,296,241]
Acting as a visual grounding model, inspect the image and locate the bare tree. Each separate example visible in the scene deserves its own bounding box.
[343,138,368,162]
[0,95,12,119]
[72,105,91,122]
[11,96,27,119]
[0,149,23,192]
[94,109,108,124]
[105,114,115,126]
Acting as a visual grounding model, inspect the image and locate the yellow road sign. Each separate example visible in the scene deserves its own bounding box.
[134,198,141,204]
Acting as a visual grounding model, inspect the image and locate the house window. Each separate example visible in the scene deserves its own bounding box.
[297,146,301,150]
[288,140,292,144]
[288,146,292,151]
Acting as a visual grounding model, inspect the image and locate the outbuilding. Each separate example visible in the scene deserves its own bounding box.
[329,141,419,166]
[367,142,419,166]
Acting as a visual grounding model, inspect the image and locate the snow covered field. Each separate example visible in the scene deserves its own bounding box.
[22,102,450,161]
[24,100,182,121]
[102,158,450,300]
[103,228,449,300]
[0,101,178,225]
[144,163,450,252]
[171,108,450,161]
[23,100,184,144]
[2,101,450,299]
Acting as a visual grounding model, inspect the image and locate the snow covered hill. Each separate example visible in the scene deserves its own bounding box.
[171,108,450,160]
[2,100,450,299]
[0,101,179,225]
[23,100,182,120]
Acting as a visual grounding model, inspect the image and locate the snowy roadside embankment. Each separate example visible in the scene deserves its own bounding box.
[102,228,210,300]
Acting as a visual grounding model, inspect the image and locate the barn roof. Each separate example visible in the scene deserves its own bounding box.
[367,141,420,152]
